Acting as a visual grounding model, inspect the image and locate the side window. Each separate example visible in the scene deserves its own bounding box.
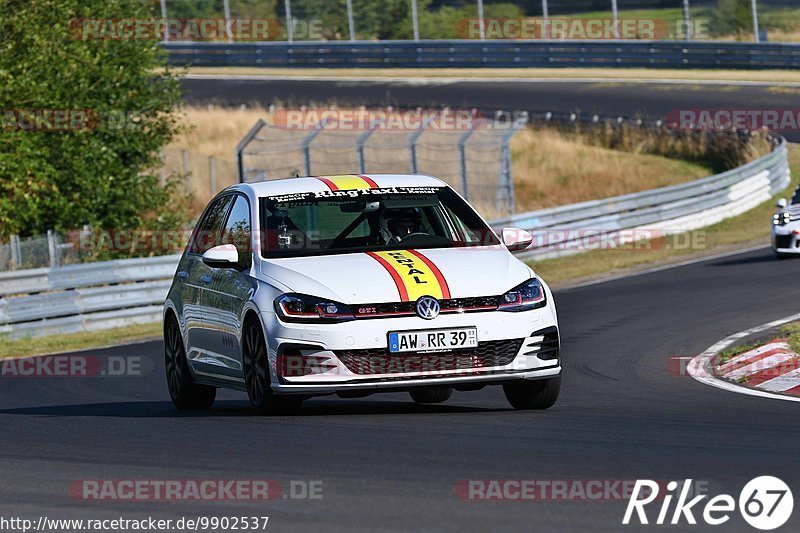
[189,195,234,254]
[222,195,253,267]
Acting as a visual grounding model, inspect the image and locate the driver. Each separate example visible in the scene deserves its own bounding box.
[379,207,424,244]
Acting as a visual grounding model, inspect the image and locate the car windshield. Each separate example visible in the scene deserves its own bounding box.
[791,186,800,205]
[259,185,499,258]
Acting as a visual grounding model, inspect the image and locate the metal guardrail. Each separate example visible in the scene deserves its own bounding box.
[0,138,790,338]
[492,137,790,259]
[0,255,180,339]
[163,40,800,70]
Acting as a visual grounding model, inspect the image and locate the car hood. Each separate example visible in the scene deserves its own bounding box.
[261,246,532,304]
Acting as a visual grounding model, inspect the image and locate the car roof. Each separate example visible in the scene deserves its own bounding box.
[240,174,448,197]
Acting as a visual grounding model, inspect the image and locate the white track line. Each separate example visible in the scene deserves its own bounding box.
[687,312,800,403]
[183,74,800,88]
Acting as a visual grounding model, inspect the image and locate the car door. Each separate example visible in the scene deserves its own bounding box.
[198,194,256,379]
[183,194,234,367]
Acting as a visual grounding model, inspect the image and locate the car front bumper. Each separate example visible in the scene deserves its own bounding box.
[773,229,800,254]
[260,305,561,395]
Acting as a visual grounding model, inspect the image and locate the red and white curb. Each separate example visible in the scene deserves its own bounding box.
[687,313,800,403]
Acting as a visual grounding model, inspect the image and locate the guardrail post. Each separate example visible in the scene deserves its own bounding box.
[236,119,266,183]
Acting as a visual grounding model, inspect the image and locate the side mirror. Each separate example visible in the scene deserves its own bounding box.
[202,244,241,269]
[777,198,788,209]
[501,227,534,252]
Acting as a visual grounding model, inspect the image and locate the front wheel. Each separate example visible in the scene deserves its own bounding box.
[243,320,303,414]
[164,315,216,409]
[503,376,560,410]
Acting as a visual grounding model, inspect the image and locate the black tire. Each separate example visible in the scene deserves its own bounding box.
[164,315,216,409]
[503,377,560,410]
[409,387,453,404]
[243,319,303,415]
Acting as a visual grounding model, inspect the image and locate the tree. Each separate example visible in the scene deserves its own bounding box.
[0,0,186,246]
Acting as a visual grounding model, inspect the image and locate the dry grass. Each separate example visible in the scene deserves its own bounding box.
[162,106,262,209]
[0,322,162,359]
[529,144,800,287]
[510,128,711,211]
[170,106,713,215]
[183,67,800,84]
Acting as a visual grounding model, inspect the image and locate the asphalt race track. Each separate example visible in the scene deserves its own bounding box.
[2,246,800,531]
[182,76,800,142]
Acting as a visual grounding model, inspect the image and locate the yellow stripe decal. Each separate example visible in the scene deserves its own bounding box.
[323,175,374,190]
[370,250,447,301]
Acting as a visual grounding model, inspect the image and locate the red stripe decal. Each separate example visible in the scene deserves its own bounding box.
[407,250,451,299]
[359,175,379,188]
[317,177,339,191]
[366,252,409,301]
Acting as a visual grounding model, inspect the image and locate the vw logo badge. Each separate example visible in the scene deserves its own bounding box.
[416,296,440,320]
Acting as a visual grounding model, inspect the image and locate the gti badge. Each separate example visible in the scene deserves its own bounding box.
[416,296,440,320]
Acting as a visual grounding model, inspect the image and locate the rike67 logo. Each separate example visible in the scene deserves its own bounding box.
[623,477,793,530]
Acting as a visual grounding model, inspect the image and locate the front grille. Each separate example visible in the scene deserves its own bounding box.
[775,234,795,249]
[523,326,560,361]
[335,338,524,375]
[354,296,501,318]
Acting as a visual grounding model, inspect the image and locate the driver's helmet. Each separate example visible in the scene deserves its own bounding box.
[379,207,423,243]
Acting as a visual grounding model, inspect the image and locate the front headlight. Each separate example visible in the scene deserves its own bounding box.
[275,293,355,323]
[774,212,791,226]
[498,278,547,312]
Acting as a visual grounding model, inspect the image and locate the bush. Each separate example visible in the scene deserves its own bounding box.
[0,0,188,250]
[711,0,754,37]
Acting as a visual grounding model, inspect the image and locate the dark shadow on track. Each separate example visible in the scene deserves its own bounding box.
[0,399,507,418]
[711,252,782,267]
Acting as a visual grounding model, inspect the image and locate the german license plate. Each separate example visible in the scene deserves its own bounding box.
[388,327,478,354]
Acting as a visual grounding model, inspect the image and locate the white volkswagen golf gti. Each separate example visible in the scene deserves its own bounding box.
[164,174,561,412]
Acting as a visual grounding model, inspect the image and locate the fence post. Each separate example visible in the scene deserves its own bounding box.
[181,150,191,195]
[10,234,20,269]
[209,156,217,195]
[408,110,436,174]
[457,118,479,201]
[498,115,526,215]
[356,114,385,174]
[301,117,331,176]
[47,229,58,269]
[236,119,266,183]
[158,149,166,186]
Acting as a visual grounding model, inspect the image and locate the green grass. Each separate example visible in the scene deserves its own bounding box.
[528,144,799,287]
[718,343,759,365]
[0,322,162,359]
[780,321,800,354]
